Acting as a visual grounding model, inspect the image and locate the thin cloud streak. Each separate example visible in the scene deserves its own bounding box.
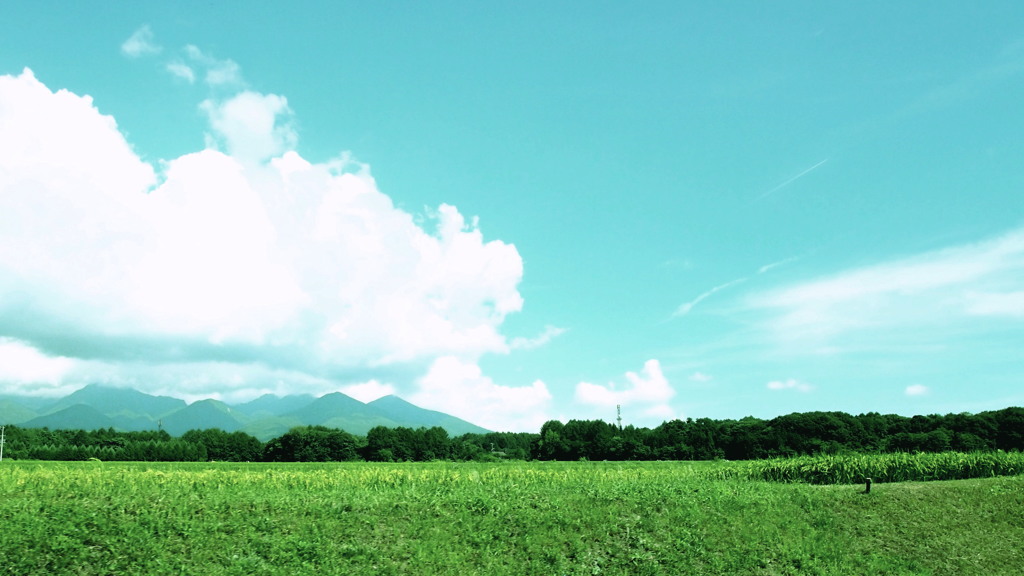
[674,278,748,317]
[759,158,828,199]
[758,256,801,274]
[671,256,798,319]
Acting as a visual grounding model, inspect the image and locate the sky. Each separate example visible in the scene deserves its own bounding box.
[1,2,1023,432]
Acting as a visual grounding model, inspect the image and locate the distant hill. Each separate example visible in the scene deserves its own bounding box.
[285,392,369,424]
[368,396,489,435]
[44,384,185,420]
[0,399,38,425]
[4,385,489,440]
[160,399,247,436]
[0,393,51,411]
[24,404,117,431]
[239,416,305,443]
[284,392,402,436]
[234,394,315,418]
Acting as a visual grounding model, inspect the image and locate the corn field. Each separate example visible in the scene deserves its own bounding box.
[738,451,1024,484]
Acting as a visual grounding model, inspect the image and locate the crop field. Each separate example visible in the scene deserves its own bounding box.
[1,455,1022,575]
[740,450,1024,484]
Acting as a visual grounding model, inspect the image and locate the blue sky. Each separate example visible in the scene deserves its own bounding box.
[1,3,1023,431]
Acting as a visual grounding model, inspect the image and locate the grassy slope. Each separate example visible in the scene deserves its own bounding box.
[0,461,1020,575]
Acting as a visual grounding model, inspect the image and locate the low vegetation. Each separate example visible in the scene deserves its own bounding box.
[740,450,1024,484]
[1,457,1021,575]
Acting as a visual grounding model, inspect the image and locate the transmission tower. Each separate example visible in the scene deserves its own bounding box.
[616,405,622,430]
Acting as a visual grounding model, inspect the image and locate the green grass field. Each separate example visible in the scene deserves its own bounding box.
[1,458,1021,575]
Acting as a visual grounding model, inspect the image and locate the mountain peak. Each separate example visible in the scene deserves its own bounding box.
[9,385,489,439]
[46,384,186,420]
[368,395,488,434]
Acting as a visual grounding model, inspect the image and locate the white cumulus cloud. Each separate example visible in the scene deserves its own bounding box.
[340,380,396,403]
[201,91,297,163]
[411,356,552,432]
[575,360,676,423]
[0,68,525,405]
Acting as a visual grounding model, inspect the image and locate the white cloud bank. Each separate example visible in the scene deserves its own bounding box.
[0,338,75,390]
[0,67,534,415]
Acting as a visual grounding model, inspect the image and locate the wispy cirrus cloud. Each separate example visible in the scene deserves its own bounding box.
[745,228,1024,348]
[184,45,244,87]
[166,61,196,84]
[673,278,747,317]
[758,256,801,274]
[673,255,800,317]
[965,290,1024,317]
[904,37,1024,116]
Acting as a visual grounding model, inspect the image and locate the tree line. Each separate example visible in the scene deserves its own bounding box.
[0,425,534,463]
[535,407,1024,461]
[1,407,1021,462]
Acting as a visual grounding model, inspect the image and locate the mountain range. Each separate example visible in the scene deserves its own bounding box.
[0,385,489,441]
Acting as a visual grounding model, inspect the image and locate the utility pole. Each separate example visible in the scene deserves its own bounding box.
[0,425,5,462]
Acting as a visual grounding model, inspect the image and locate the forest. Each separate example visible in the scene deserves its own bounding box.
[2,407,1022,463]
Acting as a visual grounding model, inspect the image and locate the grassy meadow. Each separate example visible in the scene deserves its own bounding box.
[1,456,1022,575]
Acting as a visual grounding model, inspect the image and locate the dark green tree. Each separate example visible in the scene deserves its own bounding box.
[264,426,359,462]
